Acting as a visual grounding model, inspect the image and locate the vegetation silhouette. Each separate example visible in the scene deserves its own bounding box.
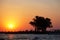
[0,16,60,34]
[30,16,53,32]
[0,39,4,40]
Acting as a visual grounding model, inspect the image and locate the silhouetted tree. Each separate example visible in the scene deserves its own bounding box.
[30,16,53,32]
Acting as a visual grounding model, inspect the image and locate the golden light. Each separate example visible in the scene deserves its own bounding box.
[2,16,23,32]
[8,24,14,29]
[6,23,16,31]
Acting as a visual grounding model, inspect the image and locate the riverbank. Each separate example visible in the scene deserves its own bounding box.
[0,31,60,34]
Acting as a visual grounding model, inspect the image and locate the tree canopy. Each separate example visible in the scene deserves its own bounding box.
[30,16,53,32]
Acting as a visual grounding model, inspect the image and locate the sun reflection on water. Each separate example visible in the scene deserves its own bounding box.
[8,34,14,40]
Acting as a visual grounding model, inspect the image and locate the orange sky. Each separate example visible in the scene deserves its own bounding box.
[0,0,60,32]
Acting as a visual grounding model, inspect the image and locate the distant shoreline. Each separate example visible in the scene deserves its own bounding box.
[0,31,60,34]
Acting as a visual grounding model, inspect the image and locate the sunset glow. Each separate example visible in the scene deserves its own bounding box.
[5,22,16,31]
[0,0,60,32]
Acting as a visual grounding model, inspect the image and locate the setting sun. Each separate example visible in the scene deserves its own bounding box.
[8,24,14,29]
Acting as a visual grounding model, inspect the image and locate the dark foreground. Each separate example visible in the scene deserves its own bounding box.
[0,31,60,34]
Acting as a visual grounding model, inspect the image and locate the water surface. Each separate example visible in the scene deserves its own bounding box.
[0,34,60,40]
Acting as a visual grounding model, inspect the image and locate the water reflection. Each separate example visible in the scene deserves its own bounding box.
[7,34,14,40]
[7,34,30,40]
[0,34,60,40]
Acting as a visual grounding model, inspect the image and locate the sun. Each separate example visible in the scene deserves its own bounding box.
[9,24,14,29]
[8,24,14,29]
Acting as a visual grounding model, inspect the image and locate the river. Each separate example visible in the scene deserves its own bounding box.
[0,34,60,40]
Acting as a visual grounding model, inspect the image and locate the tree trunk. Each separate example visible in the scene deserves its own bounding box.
[42,28,46,32]
[35,27,37,32]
